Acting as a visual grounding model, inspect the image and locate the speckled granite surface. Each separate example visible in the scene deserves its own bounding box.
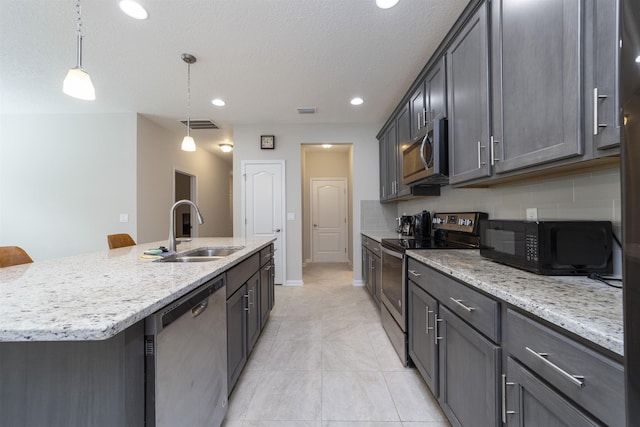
[361,230,404,241]
[407,250,623,356]
[0,237,274,342]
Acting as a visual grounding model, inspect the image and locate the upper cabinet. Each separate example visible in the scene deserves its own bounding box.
[490,0,583,174]
[447,2,491,185]
[410,56,448,140]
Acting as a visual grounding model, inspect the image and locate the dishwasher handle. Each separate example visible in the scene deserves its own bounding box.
[156,277,224,330]
[191,300,209,318]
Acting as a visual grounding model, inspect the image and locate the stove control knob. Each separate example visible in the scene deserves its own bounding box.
[458,218,465,225]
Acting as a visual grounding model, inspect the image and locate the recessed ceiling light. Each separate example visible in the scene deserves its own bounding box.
[376,0,399,9]
[322,144,332,149]
[119,0,148,20]
[351,97,364,106]
[211,98,226,107]
[219,143,233,153]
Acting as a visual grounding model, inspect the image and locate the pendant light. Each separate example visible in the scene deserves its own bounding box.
[63,0,95,100]
[181,53,197,152]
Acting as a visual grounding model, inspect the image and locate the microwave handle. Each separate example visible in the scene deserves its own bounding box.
[419,133,429,168]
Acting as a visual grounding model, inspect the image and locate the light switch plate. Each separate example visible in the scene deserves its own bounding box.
[287,212,295,221]
[119,213,129,223]
[526,208,538,221]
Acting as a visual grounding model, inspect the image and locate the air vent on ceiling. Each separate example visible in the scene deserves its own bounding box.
[180,120,219,130]
[297,107,316,114]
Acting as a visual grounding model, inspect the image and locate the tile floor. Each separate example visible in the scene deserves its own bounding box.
[222,263,451,427]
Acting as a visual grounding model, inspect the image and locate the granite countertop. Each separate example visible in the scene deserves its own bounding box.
[0,237,274,342]
[361,230,405,241]
[407,250,623,357]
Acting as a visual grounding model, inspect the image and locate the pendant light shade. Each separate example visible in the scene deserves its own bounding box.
[181,136,196,152]
[181,53,197,152]
[63,1,95,100]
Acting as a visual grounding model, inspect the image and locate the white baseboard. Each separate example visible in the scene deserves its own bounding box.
[352,280,365,287]
[284,280,304,287]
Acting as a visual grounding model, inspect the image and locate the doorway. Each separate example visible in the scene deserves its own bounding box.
[311,178,348,262]
[174,170,196,238]
[301,144,353,266]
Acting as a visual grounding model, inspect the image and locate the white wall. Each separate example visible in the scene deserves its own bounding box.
[136,115,233,244]
[0,113,137,260]
[233,123,379,285]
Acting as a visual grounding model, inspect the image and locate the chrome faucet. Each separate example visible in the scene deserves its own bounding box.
[169,199,204,252]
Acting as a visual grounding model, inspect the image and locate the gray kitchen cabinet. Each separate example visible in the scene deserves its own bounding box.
[259,245,274,329]
[361,236,382,306]
[593,0,621,152]
[490,0,582,175]
[379,133,388,200]
[246,272,261,354]
[438,306,500,427]
[503,357,599,427]
[396,102,412,198]
[447,1,491,185]
[379,123,397,201]
[408,281,439,395]
[410,82,426,139]
[407,257,500,427]
[226,283,247,393]
[504,308,625,426]
[426,55,447,123]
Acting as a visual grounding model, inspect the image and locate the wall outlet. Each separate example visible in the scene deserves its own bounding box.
[526,208,538,221]
[119,213,129,223]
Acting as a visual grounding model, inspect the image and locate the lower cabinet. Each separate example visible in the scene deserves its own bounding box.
[438,306,500,427]
[503,357,599,427]
[226,247,275,395]
[408,282,438,394]
[361,236,382,306]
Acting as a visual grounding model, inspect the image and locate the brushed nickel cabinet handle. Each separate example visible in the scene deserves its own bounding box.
[425,305,434,335]
[408,269,421,278]
[501,374,516,423]
[593,88,609,136]
[525,347,585,388]
[477,141,486,168]
[450,297,475,312]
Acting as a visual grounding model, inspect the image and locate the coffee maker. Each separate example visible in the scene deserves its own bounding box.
[398,215,414,236]
[413,210,431,239]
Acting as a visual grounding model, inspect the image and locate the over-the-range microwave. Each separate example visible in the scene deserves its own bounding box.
[402,116,448,185]
[479,219,613,275]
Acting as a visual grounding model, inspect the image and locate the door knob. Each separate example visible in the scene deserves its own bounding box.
[274,228,281,232]
[313,224,318,227]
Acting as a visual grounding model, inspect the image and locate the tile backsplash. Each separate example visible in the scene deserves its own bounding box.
[368,167,622,275]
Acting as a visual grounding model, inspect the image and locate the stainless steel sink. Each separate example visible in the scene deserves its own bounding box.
[157,246,244,263]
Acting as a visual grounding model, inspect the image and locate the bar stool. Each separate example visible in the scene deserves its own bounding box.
[0,246,33,268]
[107,233,136,249]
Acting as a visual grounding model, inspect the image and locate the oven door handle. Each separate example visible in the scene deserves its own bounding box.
[381,246,404,260]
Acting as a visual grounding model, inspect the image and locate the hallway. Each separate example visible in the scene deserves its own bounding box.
[223,263,450,426]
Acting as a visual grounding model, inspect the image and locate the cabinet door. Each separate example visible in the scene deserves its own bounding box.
[379,136,388,200]
[260,263,271,329]
[385,123,398,198]
[372,252,382,306]
[593,0,620,151]
[491,0,583,174]
[447,2,491,185]
[410,81,426,139]
[426,55,447,122]
[438,306,500,427]
[504,357,599,427]
[268,260,275,311]
[362,244,370,293]
[396,103,411,198]
[227,285,247,393]
[408,282,438,395]
[246,272,261,355]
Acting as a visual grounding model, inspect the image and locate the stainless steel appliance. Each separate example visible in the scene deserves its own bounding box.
[402,116,448,185]
[621,0,639,422]
[413,210,431,239]
[145,275,227,427]
[479,220,613,275]
[380,211,487,365]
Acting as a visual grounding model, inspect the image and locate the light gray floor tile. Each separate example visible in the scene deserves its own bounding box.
[244,421,322,427]
[323,422,403,427]
[226,370,263,420]
[383,371,446,422]
[245,370,322,421]
[267,339,322,371]
[275,319,323,342]
[322,371,399,421]
[244,337,274,372]
[322,339,379,371]
[401,422,451,427]
[221,420,243,427]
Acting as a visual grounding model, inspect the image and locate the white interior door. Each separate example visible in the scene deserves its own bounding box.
[311,178,347,263]
[242,161,285,284]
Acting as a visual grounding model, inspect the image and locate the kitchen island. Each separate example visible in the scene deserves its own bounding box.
[0,237,274,427]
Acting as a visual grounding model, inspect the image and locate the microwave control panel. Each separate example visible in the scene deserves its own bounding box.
[525,233,539,262]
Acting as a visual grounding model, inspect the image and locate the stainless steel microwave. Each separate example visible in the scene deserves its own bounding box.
[402,116,448,185]
[479,220,613,275]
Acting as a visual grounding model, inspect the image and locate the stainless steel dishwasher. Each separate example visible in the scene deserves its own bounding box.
[145,275,227,427]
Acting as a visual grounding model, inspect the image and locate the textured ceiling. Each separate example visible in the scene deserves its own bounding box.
[0,0,469,156]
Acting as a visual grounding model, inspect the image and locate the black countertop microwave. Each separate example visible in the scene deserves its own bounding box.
[479,220,613,275]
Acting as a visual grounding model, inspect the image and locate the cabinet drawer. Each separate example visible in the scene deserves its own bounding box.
[226,253,260,297]
[408,258,500,342]
[505,309,624,427]
[260,245,273,267]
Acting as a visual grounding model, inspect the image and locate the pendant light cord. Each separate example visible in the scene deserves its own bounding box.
[187,62,191,137]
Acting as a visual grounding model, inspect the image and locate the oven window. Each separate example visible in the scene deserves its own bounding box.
[382,252,403,314]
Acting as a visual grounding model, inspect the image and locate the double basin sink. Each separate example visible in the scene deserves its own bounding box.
[158,246,244,263]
